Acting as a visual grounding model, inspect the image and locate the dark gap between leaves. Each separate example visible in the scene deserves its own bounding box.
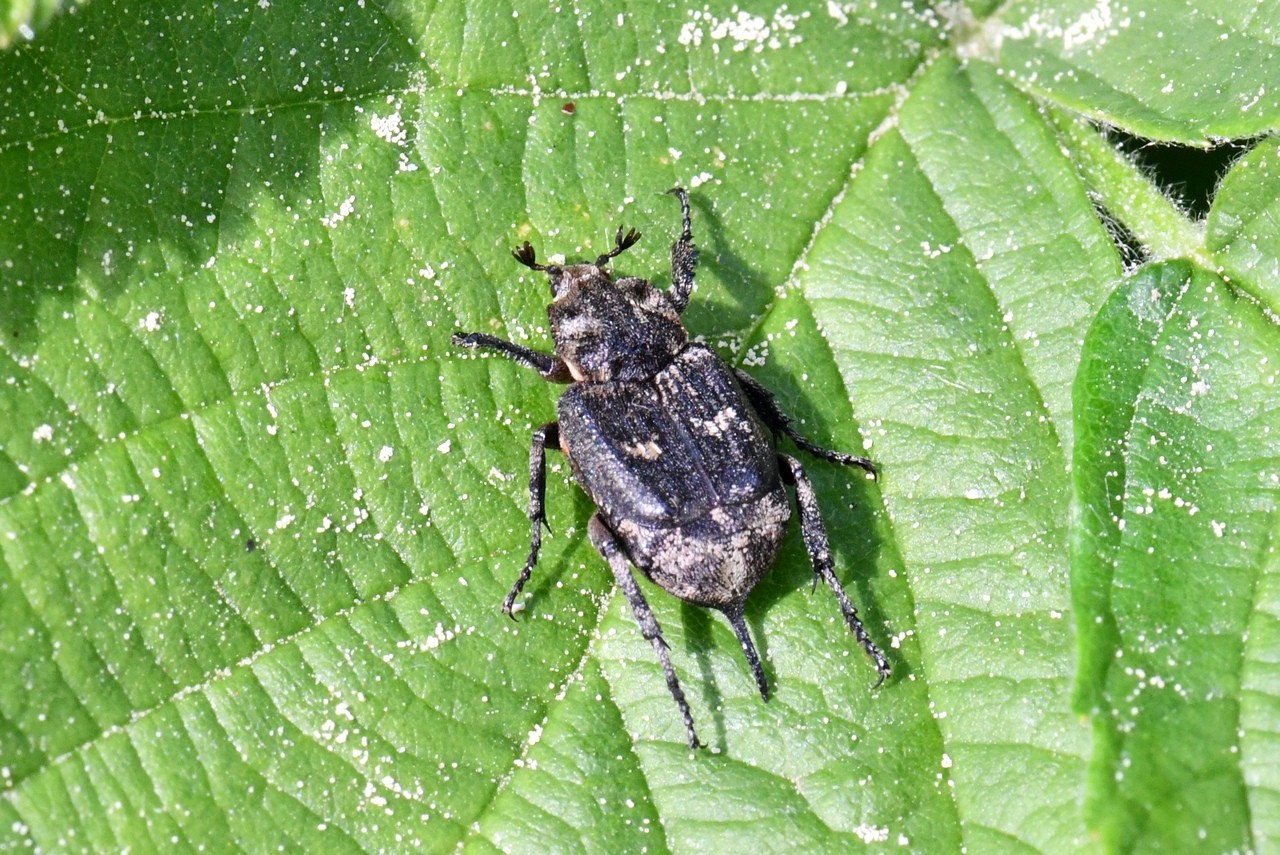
[1089,196,1149,272]
[1106,130,1258,220]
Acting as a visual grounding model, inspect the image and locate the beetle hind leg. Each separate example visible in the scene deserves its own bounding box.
[502,422,560,616]
[722,605,770,701]
[779,454,891,686]
[588,514,703,749]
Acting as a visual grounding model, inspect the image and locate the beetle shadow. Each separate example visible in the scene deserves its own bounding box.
[680,602,729,748]
[679,599,783,749]
[747,477,893,689]
[735,365,893,688]
[674,195,895,695]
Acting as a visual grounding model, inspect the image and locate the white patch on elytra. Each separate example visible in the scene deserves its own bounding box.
[697,406,739,437]
[623,439,663,459]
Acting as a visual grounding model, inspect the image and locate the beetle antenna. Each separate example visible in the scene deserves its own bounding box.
[596,226,641,266]
[512,241,559,273]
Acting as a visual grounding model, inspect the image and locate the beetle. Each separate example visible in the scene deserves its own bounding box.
[453,189,889,748]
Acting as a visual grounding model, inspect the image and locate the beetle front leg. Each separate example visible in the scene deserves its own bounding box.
[588,514,703,749]
[665,187,698,315]
[452,332,573,382]
[735,368,877,477]
[779,454,891,686]
[502,422,560,616]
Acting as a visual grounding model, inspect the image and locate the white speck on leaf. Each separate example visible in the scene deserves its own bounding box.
[321,195,357,228]
[370,109,407,146]
[1003,0,1117,52]
[678,6,807,53]
[852,824,890,844]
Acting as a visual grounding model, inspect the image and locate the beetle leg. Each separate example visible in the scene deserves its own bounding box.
[735,368,877,478]
[721,604,770,701]
[588,514,703,749]
[665,187,698,315]
[502,422,560,616]
[779,454,891,687]
[452,332,573,383]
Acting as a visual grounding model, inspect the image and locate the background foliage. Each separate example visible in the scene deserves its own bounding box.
[1,0,1277,852]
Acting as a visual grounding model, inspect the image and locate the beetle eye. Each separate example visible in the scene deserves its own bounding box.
[548,270,568,298]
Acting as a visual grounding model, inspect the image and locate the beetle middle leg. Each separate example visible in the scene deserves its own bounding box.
[665,187,698,315]
[779,454,891,686]
[502,422,560,616]
[735,368,877,477]
[588,514,702,749]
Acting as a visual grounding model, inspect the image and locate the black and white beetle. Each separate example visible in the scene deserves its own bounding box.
[453,189,889,748]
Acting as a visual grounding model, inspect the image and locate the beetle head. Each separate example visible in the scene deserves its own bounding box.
[513,229,686,382]
[512,226,642,300]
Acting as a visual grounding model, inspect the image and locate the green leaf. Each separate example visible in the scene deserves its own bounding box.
[1071,261,1280,851]
[1206,136,1280,312]
[992,0,1280,141]
[2,0,1278,852]
[0,0,77,48]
